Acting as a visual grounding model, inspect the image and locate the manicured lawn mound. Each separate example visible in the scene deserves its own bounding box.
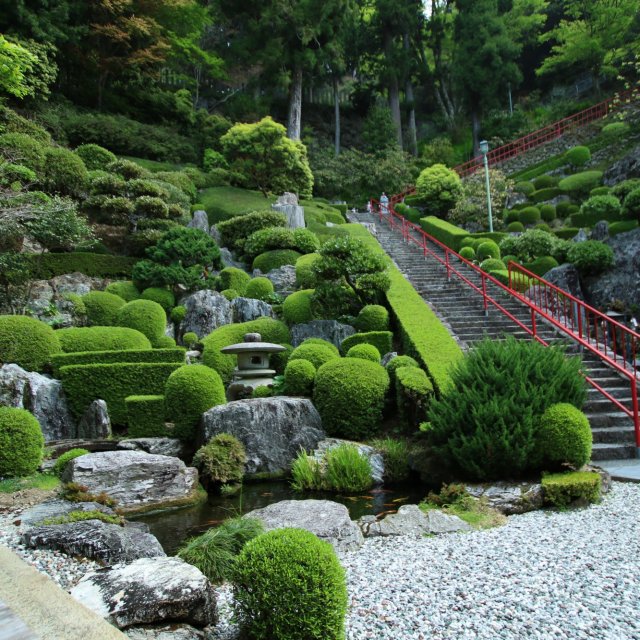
[199,186,276,224]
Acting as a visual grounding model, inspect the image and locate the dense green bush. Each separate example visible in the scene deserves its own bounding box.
[532,187,562,204]
[555,201,573,218]
[134,195,169,219]
[611,179,640,202]
[313,358,389,440]
[282,289,314,325]
[571,195,622,227]
[519,206,541,226]
[116,299,167,345]
[218,268,251,297]
[558,171,603,196]
[216,211,287,253]
[244,227,319,261]
[566,241,614,275]
[27,254,135,281]
[289,342,339,370]
[514,181,535,195]
[233,528,348,640]
[56,326,151,353]
[346,343,380,362]
[523,256,559,276]
[602,122,629,139]
[0,132,46,172]
[295,253,321,289]
[125,395,167,438]
[537,403,592,470]
[52,349,183,376]
[385,355,420,385]
[0,407,44,477]
[201,318,290,383]
[253,249,302,273]
[182,332,198,348]
[141,287,175,312]
[541,471,600,507]
[499,228,558,262]
[590,186,611,197]
[165,365,226,441]
[425,337,586,480]
[507,221,525,232]
[193,433,246,487]
[396,365,434,427]
[244,277,274,301]
[60,362,181,424]
[283,359,316,396]
[420,216,468,251]
[170,305,186,325]
[540,204,556,222]
[354,305,389,332]
[477,241,501,260]
[415,164,463,216]
[81,291,126,326]
[74,144,116,171]
[41,147,88,197]
[532,175,559,189]
[609,220,638,236]
[341,331,393,357]
[52,448,90,477]
[459,245,476,260]
[480,258,506,273]
[623,188,640,221]
[221,288,239,301]
[554,227,580,240]
[0,162,36,187]
[155,171,197,201]
[0,315,61,372]
[565,146,591,167]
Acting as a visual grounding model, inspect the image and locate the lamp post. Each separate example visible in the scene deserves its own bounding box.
[479,139,493,233]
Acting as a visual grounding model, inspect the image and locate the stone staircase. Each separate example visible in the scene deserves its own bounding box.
[351,211,638,461]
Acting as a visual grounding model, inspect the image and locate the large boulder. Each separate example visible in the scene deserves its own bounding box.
[117,438,186,458]
[218,247,246,271]
[19,499,116,527]
[231,297,274,323]
[22,520,165,564]
[603,143,640,185]
[244,499,363,553]
[272,193,304,229]
[187,210,210,234]
[200,397,325,476]
[77,399,112,439]
[358,505,472,538]
[290,319,356,348]
[0,364,76,441]
[256,264,296,294]
[542,264,585,301]
[71,557,217,629]
[63,451,201,514]
[181,290,232,338]
[310,438,384,484]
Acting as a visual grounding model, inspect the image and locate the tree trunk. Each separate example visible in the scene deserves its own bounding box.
[384,32,403,149]
[404,34,418,156]
[333,75,341,156]
[287,65,303,141]
[471,109,481,158]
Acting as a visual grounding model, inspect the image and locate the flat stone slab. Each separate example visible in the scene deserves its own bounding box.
[244,499,363,553]
[464,482,544,515]
[19,500,116,527]
[71,557,217,630]
[117,438,186,458]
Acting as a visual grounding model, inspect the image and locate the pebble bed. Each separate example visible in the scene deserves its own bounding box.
[2,482,640,639]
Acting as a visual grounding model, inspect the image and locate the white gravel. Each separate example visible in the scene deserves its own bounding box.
[2,482,640,639]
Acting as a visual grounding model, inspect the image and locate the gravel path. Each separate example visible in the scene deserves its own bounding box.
[2,482,640,639]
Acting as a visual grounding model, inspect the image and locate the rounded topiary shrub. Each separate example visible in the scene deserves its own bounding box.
[82,291,126,326]
[253,249,302,273]
[525,255,559,276]
[540,204,556,222]
[295,253,321,288]
[165,365,226,441]
[219,268,251,296]
[504,209,520,224]
[300,338,340,356]
[590,186,611,197]
[577,195,622,225]
[105,281,140,302]
[346,343,380,362]
[602,122,629,139]
[170,305,186,324]
[476,241,500,261]
[480,258,506,273]
[74,144,117,171]
[623,188,640,221]
[193,433,246,487]
[244,277,274,301]
[0,407,44,477]
[459,246,476,260]
[52,448,89,477]
[141,287,176,312]
[135,196,169,219]
[0,132,46,172]
[519,206,541,226]
[507,221,525,232]
[221,288,239,301]
[537,403,592,470]
[514,181,535,196]
[56,326,151,353]
[558,171,603,196]
[313,358,389,440]
[566,241,614,275]
[354,305,389,332]
[284,359,316,396]
[289,342,339,370]
[386,355,420,385]
[565,146,591,167]
[42,147,88,197]
[283,289,315,325]
[154,336,176,348]
[415,163,463,216]
[233,528,348,640]
[0,315,61,372]
[532,175,559,190]
[183,332,198,348]
[116,299,167,344]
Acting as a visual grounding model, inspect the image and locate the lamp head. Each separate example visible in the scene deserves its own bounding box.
[479,140,489,155]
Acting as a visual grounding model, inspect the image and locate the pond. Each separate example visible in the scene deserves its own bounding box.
[133,480,427,555]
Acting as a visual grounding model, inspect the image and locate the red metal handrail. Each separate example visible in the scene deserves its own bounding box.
[453,88,638,177]
[368,198,640,453]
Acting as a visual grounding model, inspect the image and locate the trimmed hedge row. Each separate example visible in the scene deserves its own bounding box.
[28,253,137,279]
[60,362,182,425]
[396,365,434,427]
[56,326,151,353]
[52,347,186,375]
[419,216,468,252]
[341,331,393,357]
[125,395,168,438]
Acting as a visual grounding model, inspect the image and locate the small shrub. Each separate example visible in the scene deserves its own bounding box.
[354,305,389,332]
[572,195,622,227]
[524,256,559,276]
[170,305,186,324]
[623,188,640,221]
[0,132,46,172]
[476,240,500,260]
[565,146,591,167]
[611,179,640,202]
[480,258,506,273]
[0,407,44,477]
[385,355,420,385]
[346,343,380,362]
[532,175,559,190]
[178,516,264,584]
[540,204,556,222]
[530,187,562,203]
[125,395,167,438]
[459,246,476,260]
[288,342,339,369]
[295,253,321,288]
[324,444,373,493]
[519,206,541,226]
[415,163,463,216]
[556,201,573,218]
[566,241,614,275]
[135,195,169,219]
[116,299,167,344]
[106,158,150,180]
[558,171,603,196]
[253,249,302,273]
[217,211,287,252]
[282,289,314,325]
[507,221,525,232]
[81,291,126,326]
[396,365,434,427]
[233,528,348,640]
[0,315,61,372]
[221,288,239,301]
[514,181,535,195]
[52,448,89,477]
[300,338,340,355]
[609,220,638,236]
[183,331,198,348]
[341,331,393,356]
[370,438,410,483]
[244,277,274,301]
[141,287,175,312]
[537,403,592,470]
[42,147,88,197]
[590,186,610,197]
[284,359,316,396]
[193,433,246,487]
[602,122,629,139]
[541,471,600,507]
[252,385,272,398]
[219,267,250,296]
[74,144,116,171]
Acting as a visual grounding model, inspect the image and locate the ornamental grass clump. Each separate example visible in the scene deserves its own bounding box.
[370,437,411,483]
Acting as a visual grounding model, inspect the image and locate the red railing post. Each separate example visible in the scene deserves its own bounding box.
[631,381,640,454]
[531,308,537,339]
[445,250,451,281]
[481,273,488,316]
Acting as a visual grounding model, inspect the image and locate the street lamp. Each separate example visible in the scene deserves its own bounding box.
[479,140,493,233]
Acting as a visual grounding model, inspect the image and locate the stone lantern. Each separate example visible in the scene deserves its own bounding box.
[220,332,285,400]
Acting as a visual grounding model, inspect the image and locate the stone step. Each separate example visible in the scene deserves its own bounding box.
[586,412,634,428]
[591,442,637,461]
[584,397,634,413]
[591,427,637,444]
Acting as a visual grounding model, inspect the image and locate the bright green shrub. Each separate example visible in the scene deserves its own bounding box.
[532,175,559,189]
[105,281,140,302]
[537,403,592,470]
[354,305,389,332]
[540,205,556,222]
[165,365,226,441]
[415,164,463,216]
[611,179,640,202]
[289,342,339,370]
[571,195,622,227]
[253,250,302,273]
[519,206,541,225]
[341,331,393,356]
[193,433,246,488]
[135,196,169,219]
[170,305,186,324]
[480,258,506,273]
[514,181,535,195]
[60,362,181,424]
[541,471,600,507]
[531,188,562,203]
[313,358,389,440]
[558,171,603,196]
[602,122,629,139]
[477,241,501,260]
[623,188,640,221]
[0,315,61,372]
[219,268,250,296]
[609,220,638,236]
[42,147,88,197]
[0,162,36,186]
[141,287,175,312]
[299,338,340,355]
[244,227,293,260]
[295,253,321,288]
[554,227,581,240]
[346,343,380,362]
[0,132,46,172]
[565,146,591,167]
[396,365,434,427]
[385,355,420,385]
[504,210,520,224]
[500,228,558,262]
[52,348,185,376]
[566,241,614,275]
[74,144,116,171]
[153,337,175,349]
[284,359,316,396]
[252,386,272,398]
[107,158,150,180]
[244,277,274,301]
[202,318,290,383]
[0,407,44,477]
[420,216,468,251]
[524,256,559,276]
[471,232,508,244]
[459,246,476,260]
[155,171,197,201]
[52,448,90,477]
[425,337,586,480]
[217,211,287,252]
[590,186,610,197]
[56,326,151,353]
[116,299,167,345]
[182,332,198,348]
[29,254,136,280]
[283,289,314,325]
[507,221,525,232]
[81,291,126,326]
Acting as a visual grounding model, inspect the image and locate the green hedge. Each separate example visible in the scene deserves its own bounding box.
[471,232,508,244]
[28,253,136,279]
[125,395,168,438]
[419,216,468,252]
[609,220,638,236]
[56,326,152,353]
[253,249,302,273]
[282,289,314,325]
[59,362,182,425]
[396,365,434,428]
[341,331,393,356]
[52,347,185,375]
[530,188,561,203]
[553,227,580,240]
[0,315,61,373]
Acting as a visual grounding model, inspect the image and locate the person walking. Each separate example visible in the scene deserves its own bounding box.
[380,191,389,214]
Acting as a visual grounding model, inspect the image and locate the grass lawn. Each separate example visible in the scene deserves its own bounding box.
[199,186,276,224]
[0,472,60,494]
[121,156,189,173]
